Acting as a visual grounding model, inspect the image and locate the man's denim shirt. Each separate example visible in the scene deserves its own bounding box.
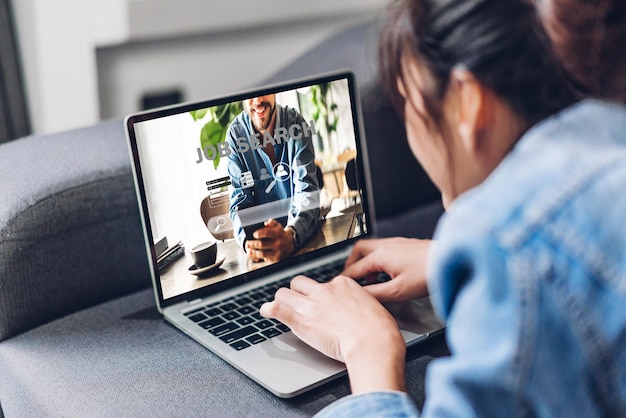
[316,100,626,417]
[225,105,320,249]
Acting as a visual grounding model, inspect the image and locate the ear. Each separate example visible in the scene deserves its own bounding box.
[450,69,487,154]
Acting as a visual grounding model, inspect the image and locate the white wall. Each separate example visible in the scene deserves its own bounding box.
[11,0,100,135]
[11,0,387,135]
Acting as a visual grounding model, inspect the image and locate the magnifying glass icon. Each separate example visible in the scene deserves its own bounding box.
[215,216,227,232]
[265,163,290,194]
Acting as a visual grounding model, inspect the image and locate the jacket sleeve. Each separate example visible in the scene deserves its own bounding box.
[421,220,527,417]
[287,115,321,248]
[314,391,419,418]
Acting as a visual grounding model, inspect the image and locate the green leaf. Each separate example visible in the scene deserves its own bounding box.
[230,101,243,118]
[195,102,243,169]
[215,104,231,127]
[215,102,243,128]
[200,119,226,168]
[190,108,208,121]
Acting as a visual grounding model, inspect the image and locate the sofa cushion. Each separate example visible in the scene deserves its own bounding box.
[0,287,445,417]
[0,119,151,341]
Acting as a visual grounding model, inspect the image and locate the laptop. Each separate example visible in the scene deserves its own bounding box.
[125,71,444,398]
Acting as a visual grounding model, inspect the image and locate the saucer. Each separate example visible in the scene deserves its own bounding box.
[188,256,225,277]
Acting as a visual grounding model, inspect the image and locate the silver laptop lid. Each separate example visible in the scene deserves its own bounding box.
[125,72,375,310]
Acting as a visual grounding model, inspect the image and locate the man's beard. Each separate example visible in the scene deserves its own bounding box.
[249,102,276,132]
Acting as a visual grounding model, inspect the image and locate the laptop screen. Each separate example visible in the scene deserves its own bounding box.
[126,72,372,305]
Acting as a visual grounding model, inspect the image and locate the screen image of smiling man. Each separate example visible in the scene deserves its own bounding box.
[226,94,321,263]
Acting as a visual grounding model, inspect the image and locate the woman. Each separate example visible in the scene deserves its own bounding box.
[261,0,626,416]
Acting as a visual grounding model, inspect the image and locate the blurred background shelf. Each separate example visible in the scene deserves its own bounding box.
[10,0,387,136]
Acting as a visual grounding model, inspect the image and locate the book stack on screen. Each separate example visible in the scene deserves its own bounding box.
[155,237,185,270]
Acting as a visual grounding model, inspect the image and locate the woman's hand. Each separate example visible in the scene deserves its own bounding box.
[260,275,407,394]
[343,237,432,302]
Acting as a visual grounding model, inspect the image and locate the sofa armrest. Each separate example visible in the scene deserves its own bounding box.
[0,119,151,341]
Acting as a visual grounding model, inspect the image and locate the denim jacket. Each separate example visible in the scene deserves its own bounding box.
[226,105,320,249]
[316,100,626,417]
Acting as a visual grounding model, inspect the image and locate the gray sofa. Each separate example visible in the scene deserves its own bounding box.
[0,20,445,417]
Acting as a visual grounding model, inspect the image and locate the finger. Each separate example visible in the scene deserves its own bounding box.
[259,219,282,234]
[245,241,268,260]
[264,218,279,227]
[252,225,270,239]
[289,275,321,296]
[360,281,399,303]
[247,248,264,261]
[362,274,428,302]
[257,248,279,262]
[259,301,277,318]
[254,225,280,239]
[246,238,276,250]
[259,286,307,322]
[342,251,387,281]
[344,239,383,267]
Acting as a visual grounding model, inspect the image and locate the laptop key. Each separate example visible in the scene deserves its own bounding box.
[223,311,240,321]
[276,323,290,333]
[188,313,207,323]
[209,322,240,336]
[236,316,255,326]
[262,289,277,298]
[264,283,281,291]
[234,297,253,306]
[219,303,238,312]
[205,307,223,317]
[355,278,369,286]
[356,273,392,287]
[261,328,282,339]
[219,325,259,344]
[230,340,251,351]
[246,334,267,345]
[237,306,255,315]
[251,312,263,321]
[198,317,225,329]
[249,292,266,301]
[376,273,392,283]
[255,319,273,330]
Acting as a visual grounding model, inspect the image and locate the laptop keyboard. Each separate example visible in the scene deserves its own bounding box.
[183,258,349,351]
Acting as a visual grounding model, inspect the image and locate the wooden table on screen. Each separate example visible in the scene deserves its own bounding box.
[160,212,357,299]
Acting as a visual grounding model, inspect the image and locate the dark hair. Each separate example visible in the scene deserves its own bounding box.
[379,0,580,129]
[543,0,626,103]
